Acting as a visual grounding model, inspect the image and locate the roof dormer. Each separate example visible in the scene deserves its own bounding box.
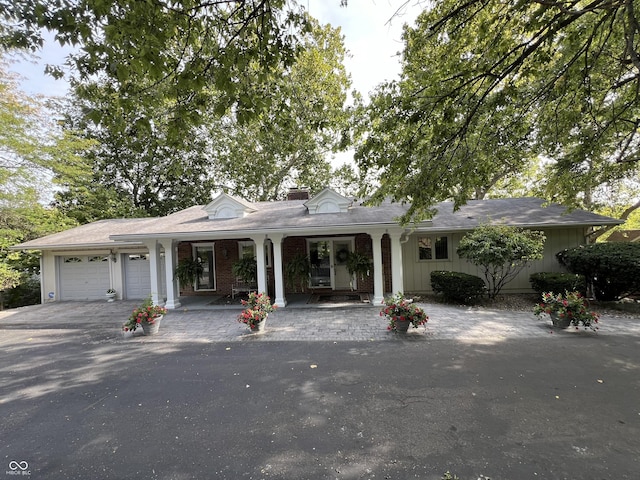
[304,188,352,214]
[203,193,256,220]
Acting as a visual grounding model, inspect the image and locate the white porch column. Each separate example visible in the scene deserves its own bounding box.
[388,230,404,295]
[251,234,268,294]
[159,239,181,309]
[144,240,163,306]
[269,233,287,307]
[370,231,385,305]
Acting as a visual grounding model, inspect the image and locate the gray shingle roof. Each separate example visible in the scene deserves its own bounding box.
[14,218,159,249]
[426,198,622,232]
[112,199,413,239]
[13,197,621,250]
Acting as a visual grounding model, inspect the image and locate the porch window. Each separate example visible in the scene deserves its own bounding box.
[418,236,449,260]
[193,243,216,291]
[238,241,255,259]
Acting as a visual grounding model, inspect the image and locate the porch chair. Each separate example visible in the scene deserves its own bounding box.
[231,277,258,299]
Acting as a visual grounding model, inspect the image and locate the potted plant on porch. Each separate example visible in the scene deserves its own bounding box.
[346,251,372,291]
[237,291,277,333]
[381,292,429,333]
[123,297,167,335]
[285,253,311,293]
[231,256,257,285]
[533,291,599,331]
[174,258,203,289]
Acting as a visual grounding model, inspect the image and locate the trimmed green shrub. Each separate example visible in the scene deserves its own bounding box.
[457,224,545,298]
[431,271,486,304]
[556,243,640,301]
[529,272,587,296]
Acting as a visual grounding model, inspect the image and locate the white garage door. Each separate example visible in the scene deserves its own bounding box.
[124,253,151,299]
[59,255,110,300]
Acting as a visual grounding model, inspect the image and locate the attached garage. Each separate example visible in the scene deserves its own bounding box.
[58,255,110,300]
[124,253,151,299]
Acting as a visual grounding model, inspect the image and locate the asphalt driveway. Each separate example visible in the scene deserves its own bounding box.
[1,301,639,479]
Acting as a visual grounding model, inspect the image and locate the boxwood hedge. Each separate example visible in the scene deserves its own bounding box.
[529,272,587,296]
[430,271,486,304]
[556,243,640,300]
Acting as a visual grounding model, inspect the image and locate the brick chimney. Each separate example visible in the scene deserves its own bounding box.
[286,187,310,201]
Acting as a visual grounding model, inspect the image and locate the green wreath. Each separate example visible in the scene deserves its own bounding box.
[335,248,349,264]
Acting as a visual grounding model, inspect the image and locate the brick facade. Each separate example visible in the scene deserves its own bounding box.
[176,234,392,297]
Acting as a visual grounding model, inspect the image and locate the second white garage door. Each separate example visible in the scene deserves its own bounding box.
[124,253,151,300]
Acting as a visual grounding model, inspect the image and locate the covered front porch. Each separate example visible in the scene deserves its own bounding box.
[144,228,409,310]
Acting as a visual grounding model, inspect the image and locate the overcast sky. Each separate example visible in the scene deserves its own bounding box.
[9,1,423,100]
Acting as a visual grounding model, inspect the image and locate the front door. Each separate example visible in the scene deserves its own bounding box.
[333,240,353,290]
[308,239,354,290]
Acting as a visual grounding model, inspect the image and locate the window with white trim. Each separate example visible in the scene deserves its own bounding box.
[418,236,449,260]
[238,240,271,267]
[238,241,255,259]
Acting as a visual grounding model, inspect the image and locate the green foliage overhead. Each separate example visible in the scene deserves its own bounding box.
[0,0,308,123]
[457,224,546,298]
[355,0,640,223]
[556,243,640,300]
[55,19,354,215]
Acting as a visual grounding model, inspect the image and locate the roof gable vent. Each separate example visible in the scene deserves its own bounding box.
[304,188,352,215]
[203,193,256,220]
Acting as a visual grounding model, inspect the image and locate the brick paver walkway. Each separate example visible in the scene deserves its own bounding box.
[2,299,639,344]
[130,302,640,343]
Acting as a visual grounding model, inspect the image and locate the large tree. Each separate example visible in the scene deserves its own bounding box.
[356,1,640,223]
[57,18,355,214]
[58,76,225,219]
[0,59,83,304]
[210,19,354,201]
